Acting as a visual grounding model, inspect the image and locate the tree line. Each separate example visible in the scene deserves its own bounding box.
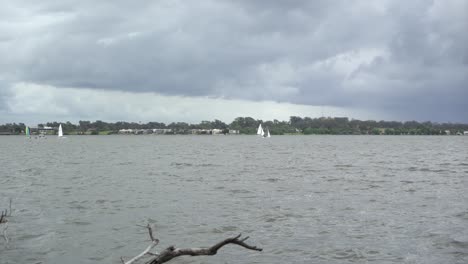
[1,117,468,135]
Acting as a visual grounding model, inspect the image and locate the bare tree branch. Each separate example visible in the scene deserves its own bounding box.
[0,210,6,224]
[148,233,262,264]
[122,224,159,264]
[1,200,12,244]
[122,222,262,264]
[146,224,157,243]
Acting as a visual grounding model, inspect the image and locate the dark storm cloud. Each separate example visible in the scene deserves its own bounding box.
[0,0,467,122]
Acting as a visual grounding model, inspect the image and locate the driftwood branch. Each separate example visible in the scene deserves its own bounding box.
[0,210,6,224]
[122,224,159,264]
[1,198,12,223]
[122,225,262,264]
[1,208,9,243]
[148,233,262,264]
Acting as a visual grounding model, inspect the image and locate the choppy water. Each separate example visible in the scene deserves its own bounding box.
[1,135,467,264]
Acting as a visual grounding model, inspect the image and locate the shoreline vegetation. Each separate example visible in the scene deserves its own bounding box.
[1,116,468,136]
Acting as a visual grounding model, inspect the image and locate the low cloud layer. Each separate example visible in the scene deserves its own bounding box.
[1,83,383,125]
[0,0,467,122]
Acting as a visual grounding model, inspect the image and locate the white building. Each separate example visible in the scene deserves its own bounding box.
[212,129,224,135]
[152,129,172,134]
[118,129,134,134]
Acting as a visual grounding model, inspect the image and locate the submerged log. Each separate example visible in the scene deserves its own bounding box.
[149,233,262,264]
[122,225,262,264]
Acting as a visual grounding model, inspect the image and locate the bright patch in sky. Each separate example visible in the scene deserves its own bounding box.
[1,83,386,125]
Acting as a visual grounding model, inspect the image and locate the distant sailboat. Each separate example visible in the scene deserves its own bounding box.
[266,128,271,138]
[257,124,264,137]
[58,124,64,138]
[25,126,30,138]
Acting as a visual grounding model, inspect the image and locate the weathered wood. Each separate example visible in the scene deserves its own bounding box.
[148,233,262,264]
[1,206,10,243]
[122,224,159,264]
[0,210,7,224]
[122,225,262,264]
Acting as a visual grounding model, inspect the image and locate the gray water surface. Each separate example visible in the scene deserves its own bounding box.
[1,135,467,264]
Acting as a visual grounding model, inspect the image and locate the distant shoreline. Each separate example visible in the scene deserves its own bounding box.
[2,116,468,136]
[2,133,467,137]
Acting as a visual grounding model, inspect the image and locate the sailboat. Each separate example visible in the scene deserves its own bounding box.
[257,124,264,137]
[266,128,271,138]
[58,124,64,138]
[25,126,31,138]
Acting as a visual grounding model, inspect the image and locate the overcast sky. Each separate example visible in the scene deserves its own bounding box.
[0,0,467,124]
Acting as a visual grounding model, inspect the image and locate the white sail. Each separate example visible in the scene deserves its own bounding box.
[58,124,63,137]
[267,129,271,138]
[257,124,263,135]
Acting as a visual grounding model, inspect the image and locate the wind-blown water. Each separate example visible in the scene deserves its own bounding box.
[1,135,467,264]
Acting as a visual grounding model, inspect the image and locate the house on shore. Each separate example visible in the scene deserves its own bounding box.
[119,128,173,135]
[117,128,239,135]
[190,128,232,135]
[118,129,134,134]
[152,129,173,134]
[212,129,224,135]
[191,129,212,135]
[38,126,56,135]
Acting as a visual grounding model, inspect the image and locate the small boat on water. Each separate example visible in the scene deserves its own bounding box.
[257,124,271,138]
[58,124,65,138]
[257,124,264,137]
[25,126,30,138]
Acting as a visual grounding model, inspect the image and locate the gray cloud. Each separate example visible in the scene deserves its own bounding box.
[0,79,13,111]
[0,0,467,122]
